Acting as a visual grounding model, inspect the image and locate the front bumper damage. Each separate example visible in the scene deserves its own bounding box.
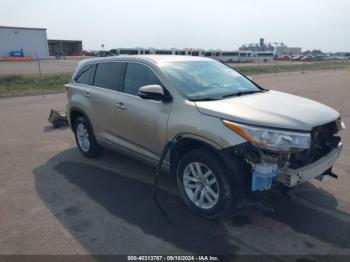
[228,119,343,191]
[275,144,342,187]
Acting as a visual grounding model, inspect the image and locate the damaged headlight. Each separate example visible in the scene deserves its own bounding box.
[223,120,311,151]
[341,120,346,130]
[338,118,346,131]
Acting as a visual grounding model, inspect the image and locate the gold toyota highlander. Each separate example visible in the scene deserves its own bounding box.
[66,55,345,218]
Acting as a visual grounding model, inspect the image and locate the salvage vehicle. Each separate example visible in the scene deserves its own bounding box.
[66,55,345,218]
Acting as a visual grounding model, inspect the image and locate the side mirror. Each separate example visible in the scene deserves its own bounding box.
[138,85,167,101]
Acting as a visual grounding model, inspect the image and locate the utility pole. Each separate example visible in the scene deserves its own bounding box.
[60,40,64,60]
[35,52,44,99]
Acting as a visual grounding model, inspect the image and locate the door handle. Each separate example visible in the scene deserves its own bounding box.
[84,92,92,98]
[115,102,127,110]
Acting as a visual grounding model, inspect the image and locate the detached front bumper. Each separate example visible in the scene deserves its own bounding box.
[276,143,342,187]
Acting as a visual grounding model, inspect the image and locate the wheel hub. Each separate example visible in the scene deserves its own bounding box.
[182,162,220,210]
[76,123,90,152]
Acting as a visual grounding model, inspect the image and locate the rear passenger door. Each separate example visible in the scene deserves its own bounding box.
[88,62,125,142]
[114,62,172,163]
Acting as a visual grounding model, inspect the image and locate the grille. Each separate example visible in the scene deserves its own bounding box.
[289,120,340,169]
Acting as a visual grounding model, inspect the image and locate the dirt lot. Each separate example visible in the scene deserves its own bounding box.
[0,60,79,75]
[0,69,350,257]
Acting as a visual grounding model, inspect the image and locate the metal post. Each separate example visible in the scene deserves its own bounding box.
[35,52,44,99]
[60,41,64,60]
[302,62,305,74]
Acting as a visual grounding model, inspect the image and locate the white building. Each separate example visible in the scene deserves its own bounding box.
[0,26,49,59]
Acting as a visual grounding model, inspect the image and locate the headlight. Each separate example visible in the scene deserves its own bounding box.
[336,118,346,131]
[223,120,311,151]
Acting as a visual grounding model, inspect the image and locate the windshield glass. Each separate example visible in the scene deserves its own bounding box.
[160,60,261,100]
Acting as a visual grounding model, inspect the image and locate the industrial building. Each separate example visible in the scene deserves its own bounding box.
[48,39,83,56]
[275,45,302,56]
[239,38,275,52]
[239,38,302,56]
[0,26,49,59]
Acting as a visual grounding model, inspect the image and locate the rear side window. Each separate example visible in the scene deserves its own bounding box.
[94,62,124,91]
[75,64,95,85]
[123,63,162,96]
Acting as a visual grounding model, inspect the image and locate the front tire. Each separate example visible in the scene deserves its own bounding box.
[176,148,233,219]
[74,117,102,158]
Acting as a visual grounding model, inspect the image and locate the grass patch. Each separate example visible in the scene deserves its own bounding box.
[0,74,71,98]
[230,61,350,75]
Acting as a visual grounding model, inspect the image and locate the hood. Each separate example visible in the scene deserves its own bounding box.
[195,90,339,131]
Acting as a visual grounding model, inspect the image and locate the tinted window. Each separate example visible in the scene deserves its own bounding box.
[120,49,138,55]
[75,64,95,85]
[123,63,162,96]
[155,50,172,55]
[222,52,238,56]
[94,62,124,90]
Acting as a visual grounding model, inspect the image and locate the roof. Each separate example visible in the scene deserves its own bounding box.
[0,25,46,31]
[141,55,211,63]
[80,55,212,66]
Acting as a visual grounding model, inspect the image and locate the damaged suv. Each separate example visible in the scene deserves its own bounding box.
[66,55,345,218]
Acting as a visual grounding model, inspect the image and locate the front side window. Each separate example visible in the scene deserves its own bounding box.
[160,60,261,101]
[123,63,162,96]
[94,62,124,90]
[75,64,95,85]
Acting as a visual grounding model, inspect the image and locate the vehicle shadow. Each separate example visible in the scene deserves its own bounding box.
[267,184,350,248]
[43,125,69,132]
[33,148,350,254]
[32,148,241,255]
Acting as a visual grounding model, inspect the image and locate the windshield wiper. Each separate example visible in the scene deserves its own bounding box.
[190,90,266,101]
[189,97,220,102]
[222,90,265,98]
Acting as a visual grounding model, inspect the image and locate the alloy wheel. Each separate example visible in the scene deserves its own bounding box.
[76,123,90,152]
[182,162,220,209]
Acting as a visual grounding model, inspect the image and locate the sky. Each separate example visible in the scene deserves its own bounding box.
[1,0,349,52]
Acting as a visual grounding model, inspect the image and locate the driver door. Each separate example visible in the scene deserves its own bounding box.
[114,62,172,164]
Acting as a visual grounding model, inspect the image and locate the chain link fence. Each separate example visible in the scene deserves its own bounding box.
[230,60,350,78]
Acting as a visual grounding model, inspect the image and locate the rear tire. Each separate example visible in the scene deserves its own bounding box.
[176,148,233,219]
[74,117,102,158]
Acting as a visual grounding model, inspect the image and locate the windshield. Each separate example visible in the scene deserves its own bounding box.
[160,60,261,101]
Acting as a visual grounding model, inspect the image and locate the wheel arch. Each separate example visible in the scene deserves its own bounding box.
[169,135,252,197]
[69,107,94,133]
[169,135,225,176]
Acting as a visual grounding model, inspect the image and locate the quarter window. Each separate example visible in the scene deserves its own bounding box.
[94,62,124,90]
[75,64,95,85]
[123,63,162,96]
